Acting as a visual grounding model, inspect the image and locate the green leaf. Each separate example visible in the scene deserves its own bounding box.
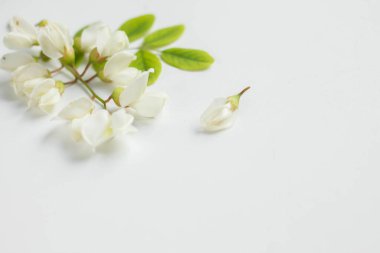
[143,25,185,49]
[161,48,214,71]
[73,24,90,53]
[74,24,90,38]
[130,50,162,85]
[74,50,85,67]
[119,14,155,42]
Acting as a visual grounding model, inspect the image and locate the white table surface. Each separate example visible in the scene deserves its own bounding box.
[0,0,380,252]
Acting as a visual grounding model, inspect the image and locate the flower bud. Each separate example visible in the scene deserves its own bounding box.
[55,80,65,94]
[111,87,124,106]
[200,86,251,132]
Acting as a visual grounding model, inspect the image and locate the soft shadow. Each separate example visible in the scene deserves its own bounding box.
[42,124,95,161]
[42,123,130,162]
[0,78,19,101]
[193,125,224,135]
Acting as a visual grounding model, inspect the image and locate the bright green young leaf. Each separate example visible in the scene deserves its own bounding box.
[130,50,162,85]
[143,25,185,49]
[161,48,214,71]
[119,14,155,42]
[74,24,90,39]
[73,24,90,54]
[74,50,85,67]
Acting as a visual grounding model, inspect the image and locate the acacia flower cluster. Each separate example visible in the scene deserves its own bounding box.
[0,15,215,149]
[0,15,250,151]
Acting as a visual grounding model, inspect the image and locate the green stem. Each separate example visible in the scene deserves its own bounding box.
[63,64,107,109]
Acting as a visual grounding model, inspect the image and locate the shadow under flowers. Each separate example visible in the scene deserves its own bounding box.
[42,123,131,162]
[0,75,130,161]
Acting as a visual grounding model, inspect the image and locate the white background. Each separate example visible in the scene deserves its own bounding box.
[0,0,380,252]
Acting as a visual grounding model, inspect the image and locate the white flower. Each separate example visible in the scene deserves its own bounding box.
[0,51,35,71]
[28,78,62,113]
[200,98,237,132]
[200,87,251,132]
[58,97,94,120]
[70,109,135,148]
[127,92,168,118]
[80,22,111,52]
[3,16,38,49]
[82,22,129,57]
[37,20,74,61]
[111,72,167,118]
[12,63,50,95]
[102,51,138,85]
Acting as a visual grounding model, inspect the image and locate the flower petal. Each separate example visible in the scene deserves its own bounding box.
[101,31,129,57]
[111,109,134,135]
[58,97,94,120]
[81,110,112,147]
[38,33,63,59]
[28,78,55,105]
[103,51,136,79]
[39,88,61,113]
[131,91,168,118]
[81,22,111,53]
[9,16,37,38]
[0,51,35,71]
[119,71,149,107]
[3,32,35,49]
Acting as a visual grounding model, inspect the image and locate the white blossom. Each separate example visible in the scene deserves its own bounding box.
[28,78,62,113]
[58,97,94,120]
[200,98,237,132]
[70,109,135,148]
[81,22,129,57]
[37,20,74,61]
[200,87,251,132]
[3,16,37,49]
[111,70,167,118]
[102,51,138,84]
[0,51,35,71]
[12,63,50,95]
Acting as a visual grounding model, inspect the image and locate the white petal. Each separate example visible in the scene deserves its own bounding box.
[12,63,49,95]
[81,22,111,53]
[110,67,141,86]
[22,77,50,96]
[70,116,88,141]
[0,51,35,71]
[118,71,149,107]
[131,91,168,118]
[39,88,61,113]
[101,31,129,57]
[81,110,112,147]
[28,78,55,105]
[37,21,73,59]
[38,33,63,59]
[111,109,134,135]
[3,32,35,49]
[58,97,94,120]
[13,63,48,83]
[103,51,136,79]
[9,16,37,38]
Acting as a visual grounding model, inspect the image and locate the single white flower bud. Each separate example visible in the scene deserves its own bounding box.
[0,51,35,71]
[3,16,38,49]
[200,86,251,132]
[12,63,50,95]
[37,20,74,63]
[72,109,135,148]
[28,78,62,113]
